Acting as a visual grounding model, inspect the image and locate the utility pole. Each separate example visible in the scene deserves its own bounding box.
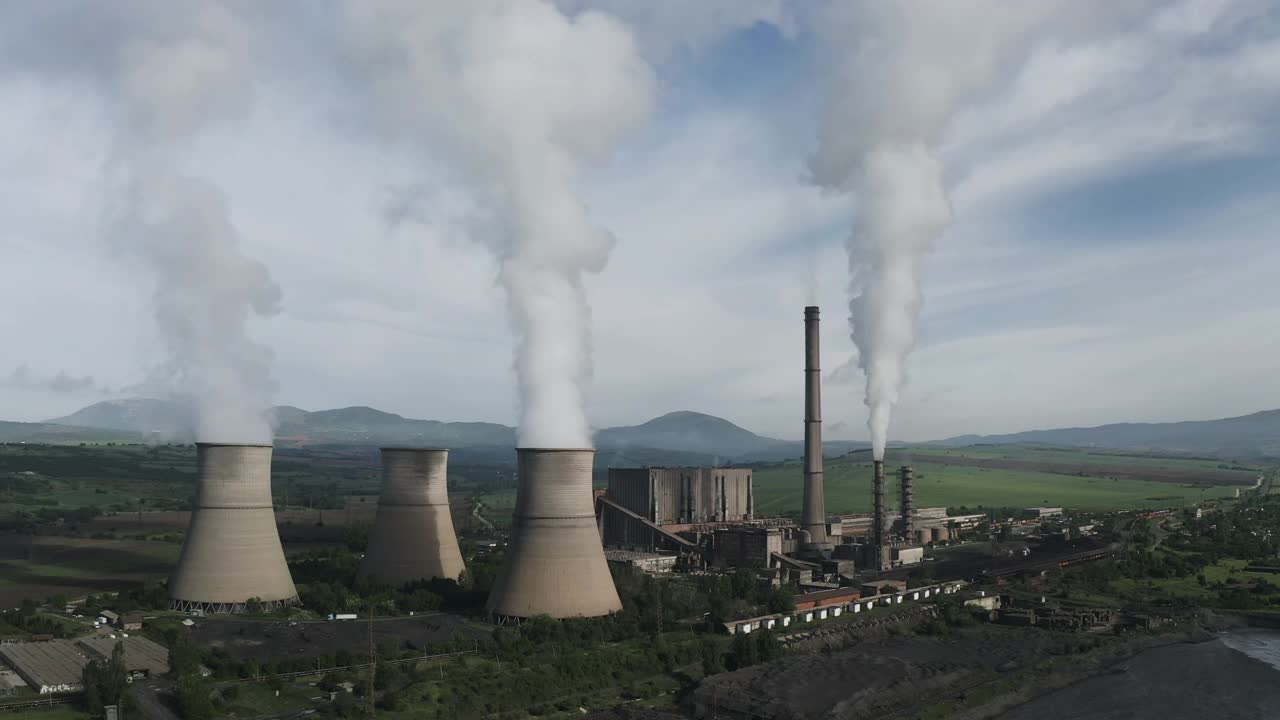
[367,604,375,718]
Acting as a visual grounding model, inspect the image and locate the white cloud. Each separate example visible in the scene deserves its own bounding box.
[0,0,1277,445]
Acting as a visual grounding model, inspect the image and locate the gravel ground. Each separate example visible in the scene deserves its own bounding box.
[999,634,1280,720]
[687,627,1059,720]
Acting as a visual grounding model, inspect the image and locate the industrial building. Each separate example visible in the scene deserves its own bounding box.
[722,581,964,635]
[358,448,465,586]
[604,549,678,573]
[602,467,752,546]
[168,443,298,613]
[0,637,169,694]
[1024,507,1064,519]
[487,448,622,622]
[712,525,798,568]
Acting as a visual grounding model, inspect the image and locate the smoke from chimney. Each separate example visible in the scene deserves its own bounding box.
[341,1,655,447]
[6,4,278,443]
[808,3,1067,460]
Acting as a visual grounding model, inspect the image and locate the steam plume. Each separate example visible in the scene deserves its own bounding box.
[3,4,278,443]
[344,1,654,447]
[809,2,1061,458]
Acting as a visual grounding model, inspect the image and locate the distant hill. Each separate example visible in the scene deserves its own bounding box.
[936,409,1280,459]
[596,411,866,462]
[34,398,1279,462]
[46,397,188,435]
[35,400,862,464]
[595,411,790,458]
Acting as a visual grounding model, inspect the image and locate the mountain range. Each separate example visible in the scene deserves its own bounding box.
[3,398,1274,462]
[37,399,860,465]
[936,409,1280,460]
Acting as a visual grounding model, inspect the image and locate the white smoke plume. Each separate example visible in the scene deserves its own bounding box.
[809,1,1099,459]
[2,3,279,443]
[343,1,655,448]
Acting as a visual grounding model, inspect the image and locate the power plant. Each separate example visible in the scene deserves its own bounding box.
[358,448,465,587]
[801,306,831,553]
[486,448,622,623]
[168,443,298,613]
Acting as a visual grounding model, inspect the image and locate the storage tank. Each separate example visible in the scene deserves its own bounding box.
[169,443,297,613]
[486,448,621,621]
[358,448,465,586]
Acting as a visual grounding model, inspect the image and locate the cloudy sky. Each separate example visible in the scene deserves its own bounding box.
[1,0,1278,443]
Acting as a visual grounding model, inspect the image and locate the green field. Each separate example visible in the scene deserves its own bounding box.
[750,445,1260,516]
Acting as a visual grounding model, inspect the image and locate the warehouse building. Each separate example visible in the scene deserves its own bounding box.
[0,637,169,694]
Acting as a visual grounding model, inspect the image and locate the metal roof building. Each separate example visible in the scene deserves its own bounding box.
[78,637,169,676]
[0,640,87,694]
[0,637,170,694]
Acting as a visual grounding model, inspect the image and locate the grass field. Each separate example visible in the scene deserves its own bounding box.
[750,445,1259,517]
[0,536,181,607]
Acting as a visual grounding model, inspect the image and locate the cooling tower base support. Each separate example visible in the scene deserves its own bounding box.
[169,597,297,615]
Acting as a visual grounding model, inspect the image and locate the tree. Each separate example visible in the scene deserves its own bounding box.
[173,673,214,720]
[700,637,725,676]
[766,586,795,614]
[728,633,759,670]
[755,630,783,663]
[81,643,128,714]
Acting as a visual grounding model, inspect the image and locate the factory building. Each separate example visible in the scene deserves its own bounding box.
[710,525,805,568]
[1024,507,1064,519]
[607,467,752,525]
[604,549,678,573]
[600,467,752,550]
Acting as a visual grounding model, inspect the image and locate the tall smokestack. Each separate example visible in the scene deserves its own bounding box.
[900,465,915,539]
[169,444,297,613]
[358,449,465,587]
[802,306,830,551]
[486,449,621,622]
[873,459,887,568]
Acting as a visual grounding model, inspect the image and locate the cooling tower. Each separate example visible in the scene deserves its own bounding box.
[802,306,830,551]
[357,448,465,587]
[900,465,915,539]
[169,443,297,613]
[486,448,622,622]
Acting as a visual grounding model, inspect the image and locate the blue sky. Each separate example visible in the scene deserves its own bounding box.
[1,0,1278,443]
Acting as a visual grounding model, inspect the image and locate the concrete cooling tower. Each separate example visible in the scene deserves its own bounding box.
[357,448,465,586]
[486,448,621,623]
[169,443,297,613]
